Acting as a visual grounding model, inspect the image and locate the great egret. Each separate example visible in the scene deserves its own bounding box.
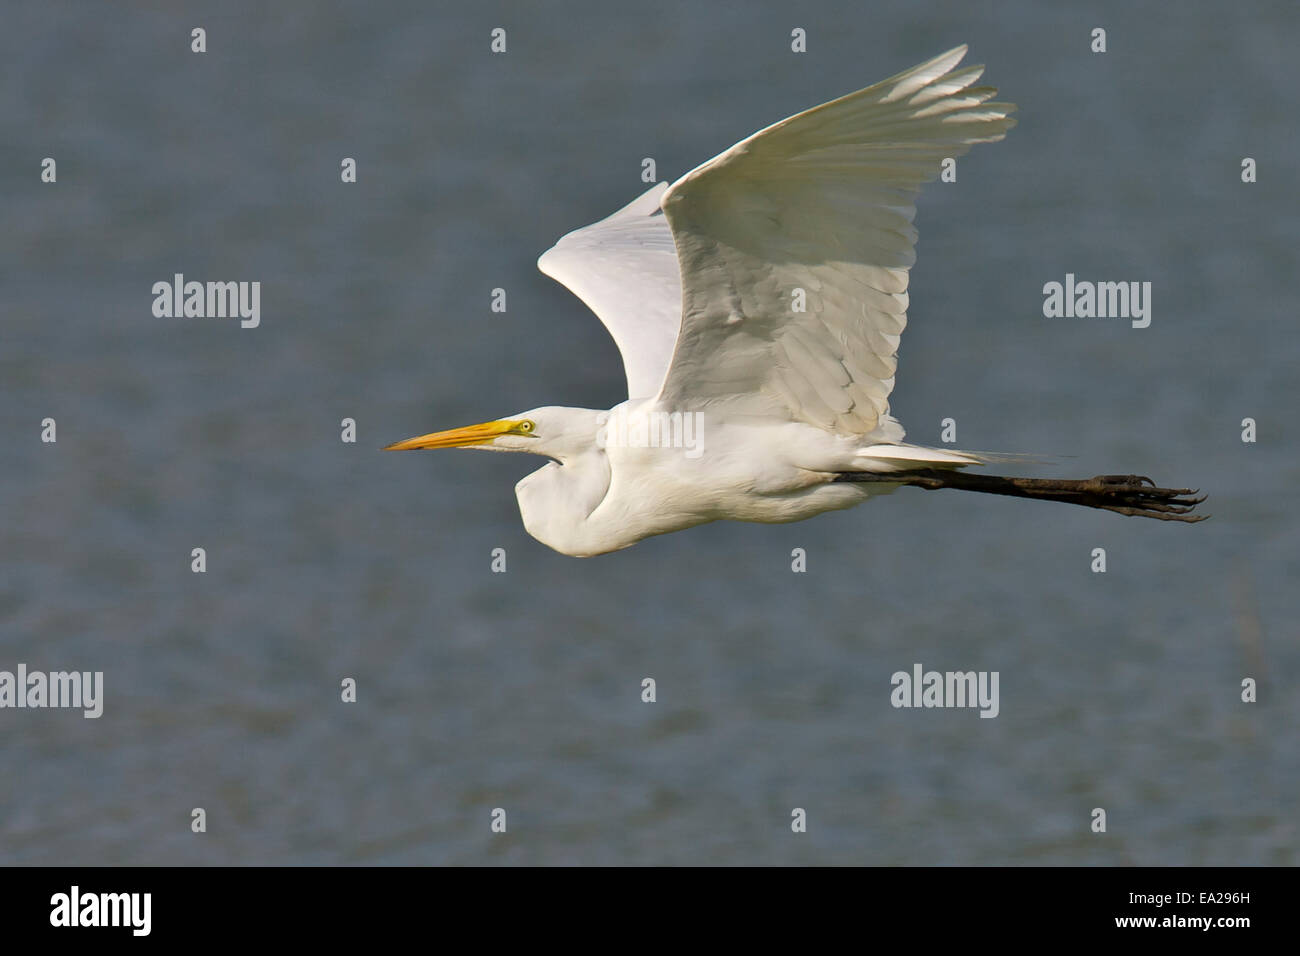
[387,46,1204,556]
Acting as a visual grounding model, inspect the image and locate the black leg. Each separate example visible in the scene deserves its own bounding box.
[833,470,1207,522]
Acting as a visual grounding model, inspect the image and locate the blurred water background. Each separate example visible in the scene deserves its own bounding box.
[1,0,1296,864]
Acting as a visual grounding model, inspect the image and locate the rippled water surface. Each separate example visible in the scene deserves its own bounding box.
[2,0,1297,864]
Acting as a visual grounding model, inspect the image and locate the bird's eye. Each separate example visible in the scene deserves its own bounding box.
[518,420,535,433]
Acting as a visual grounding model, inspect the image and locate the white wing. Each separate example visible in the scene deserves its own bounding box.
[657,45,1016,437]
[537,181,682,399]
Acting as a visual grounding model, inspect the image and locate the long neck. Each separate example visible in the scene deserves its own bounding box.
[514,449,615,556]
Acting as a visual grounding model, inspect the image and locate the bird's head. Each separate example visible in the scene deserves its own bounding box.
[384,406,602,461]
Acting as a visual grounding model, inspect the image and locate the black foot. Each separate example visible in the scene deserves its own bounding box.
[1067,475,1207,521]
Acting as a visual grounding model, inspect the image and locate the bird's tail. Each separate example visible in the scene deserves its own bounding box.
[851,443,1054,473]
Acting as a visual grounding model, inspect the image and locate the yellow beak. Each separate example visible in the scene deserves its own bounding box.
[384,419,524,451]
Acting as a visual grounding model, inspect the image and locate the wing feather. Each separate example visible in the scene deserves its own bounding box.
[656,45,1016,437]
[537,182,681,399]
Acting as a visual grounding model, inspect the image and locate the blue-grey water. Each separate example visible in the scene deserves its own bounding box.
[2,0,1297,864]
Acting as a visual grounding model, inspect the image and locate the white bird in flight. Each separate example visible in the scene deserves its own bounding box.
[387,46,1204,556]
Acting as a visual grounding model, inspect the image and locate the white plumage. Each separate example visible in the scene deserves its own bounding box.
[541,45,1014,434]
[386,47,1205,554]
